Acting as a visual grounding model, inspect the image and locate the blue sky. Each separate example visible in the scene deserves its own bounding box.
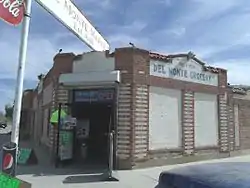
[0,0,250,110]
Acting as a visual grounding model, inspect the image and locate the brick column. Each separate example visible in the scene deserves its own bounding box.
[49,87,56,152]
[182,90,195,155]
[218,94,229,152]
[116,83,133,167]
[217,70,229,152]
[49,85,69,161]
[115,48,135,169]
[227,92,235,151]
[133,84,149,160]
[115,47,150,168]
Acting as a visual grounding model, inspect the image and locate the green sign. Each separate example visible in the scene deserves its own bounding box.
[60,131,73,145]
[59,131,73,160]
[0,173,21,188]
[50,110,67,123]
[18,148,32,165]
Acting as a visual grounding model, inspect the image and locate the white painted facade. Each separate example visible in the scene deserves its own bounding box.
[149,87,182,150]
[60,52,118,87]
[59,71,120,86]
[149,56,221,152]
[150,57,218,86]
[194,93,218,147]
[73,51,114,73]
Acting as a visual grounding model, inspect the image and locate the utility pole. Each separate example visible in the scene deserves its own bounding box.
[10,0,32,176]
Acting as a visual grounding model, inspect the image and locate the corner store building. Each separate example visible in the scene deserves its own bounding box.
[32,47,234,169]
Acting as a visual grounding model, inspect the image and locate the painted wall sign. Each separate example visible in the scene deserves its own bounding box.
[74,89,114,102]
[150,57,218,86]
[35,0,109,51]
[0,0,25,25]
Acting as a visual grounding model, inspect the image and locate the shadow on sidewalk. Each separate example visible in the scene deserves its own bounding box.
[16,139,108,180]
[17,164,107,176]
[63,173,109,184]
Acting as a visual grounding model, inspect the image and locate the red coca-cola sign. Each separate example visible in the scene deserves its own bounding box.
[0,0,25,25]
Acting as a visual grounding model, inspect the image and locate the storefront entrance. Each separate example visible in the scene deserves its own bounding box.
[71,88,115,168]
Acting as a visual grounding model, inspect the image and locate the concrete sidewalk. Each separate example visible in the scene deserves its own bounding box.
[16,154,250,188]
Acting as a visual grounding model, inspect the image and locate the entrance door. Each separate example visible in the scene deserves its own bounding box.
[71,88,117,167]
[88,103,112,163]
[71,102,113,165]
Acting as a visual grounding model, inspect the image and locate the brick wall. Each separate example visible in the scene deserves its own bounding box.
[237,99,250,149]
[22,90,35,109]
[133,84,148,160]
[38,53,74,158]
[228,90,250,150]
[114,48,231,168]
[227,92,235,151]
[116,84,132,167]
[49,86,69,160]
[49,86,56,158]
[227,104,235,151]
[182,90,195,154]
[114,47,150,168]
[35,48,235,169]
[21,89,35,135]
[218,94,229,152]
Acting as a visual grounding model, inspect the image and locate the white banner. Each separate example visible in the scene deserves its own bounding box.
[36,0,110,51]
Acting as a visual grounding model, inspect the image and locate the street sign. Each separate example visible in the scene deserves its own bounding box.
[0,0,25,25]
[35,0,110,51]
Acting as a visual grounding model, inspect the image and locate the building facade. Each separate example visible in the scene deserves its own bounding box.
[20,89,36,139]
[25,47,247,169]
[228,86,250,152]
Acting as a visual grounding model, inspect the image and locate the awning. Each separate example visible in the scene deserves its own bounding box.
[59,70,120,87]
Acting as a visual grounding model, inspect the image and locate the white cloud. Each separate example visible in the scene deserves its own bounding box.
[0,28,85,81]
[182,0,238,24]
[0,88,15,111]
[212,59,250,85]
[0,25,87,109]
[1,0,250,111]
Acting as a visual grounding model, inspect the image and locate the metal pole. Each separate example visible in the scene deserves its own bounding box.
[55,103,62,168]
[108,131,114,177]
[103,130,118,181]
[11,0,32,148]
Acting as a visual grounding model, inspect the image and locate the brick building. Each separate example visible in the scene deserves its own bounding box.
[227,86,250,152]
[20,89,36,139]
[27,47,246,170]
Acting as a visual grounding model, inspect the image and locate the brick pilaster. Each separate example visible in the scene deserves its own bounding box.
[218,94,229,152]
[117,84,132,161]
[134,84,149,160]
[182,90,195,155]
[228,103,235,151]
[49,86,69,161]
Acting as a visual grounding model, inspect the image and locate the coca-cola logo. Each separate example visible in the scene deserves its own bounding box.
[0,0,25,25]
